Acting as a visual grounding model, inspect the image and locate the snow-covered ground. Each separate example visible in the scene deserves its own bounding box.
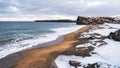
[55,23,120,68]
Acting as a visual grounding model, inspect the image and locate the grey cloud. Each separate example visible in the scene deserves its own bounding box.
[0,0,120,18]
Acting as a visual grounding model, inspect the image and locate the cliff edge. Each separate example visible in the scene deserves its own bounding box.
[76,16,120,25]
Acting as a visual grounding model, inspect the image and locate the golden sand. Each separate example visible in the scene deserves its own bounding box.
[13,25,92,68]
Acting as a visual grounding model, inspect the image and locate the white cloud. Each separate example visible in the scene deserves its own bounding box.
[9,6,19,12]
[0,0,120,20]
[87,1,106,7]
[0,14,76,21]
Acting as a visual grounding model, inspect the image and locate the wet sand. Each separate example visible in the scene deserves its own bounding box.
[0,36,64,68]
[0,25,91,68]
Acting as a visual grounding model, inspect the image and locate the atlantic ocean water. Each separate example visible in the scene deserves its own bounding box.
[0,21,84,59]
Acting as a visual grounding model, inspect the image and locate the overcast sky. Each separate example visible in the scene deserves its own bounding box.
[0,0,120,20]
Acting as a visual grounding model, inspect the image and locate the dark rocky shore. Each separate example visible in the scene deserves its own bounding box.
[76,16,120,41]
[76,16,120,25]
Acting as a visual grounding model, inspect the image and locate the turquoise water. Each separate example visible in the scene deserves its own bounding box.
[0,21,77,59]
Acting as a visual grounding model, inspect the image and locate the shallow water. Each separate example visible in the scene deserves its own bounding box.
[0,21,84,59]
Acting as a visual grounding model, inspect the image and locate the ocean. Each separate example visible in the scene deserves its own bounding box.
[0,22,84,59]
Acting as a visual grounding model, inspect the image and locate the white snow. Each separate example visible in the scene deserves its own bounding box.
[76,43,93,48]
[55,23,120,68]
[55,55,110,68]
[94,39,120,66]
[89,23,120,36]
[91,29,117,36]
[104,23,120,29]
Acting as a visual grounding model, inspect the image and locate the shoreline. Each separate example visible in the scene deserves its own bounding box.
[0,36,64,68]
[25,35,64,50]
[0,25,92,68]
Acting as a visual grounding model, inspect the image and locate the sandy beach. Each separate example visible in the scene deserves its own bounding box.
[0,25,91,68]
[0,0,120,68]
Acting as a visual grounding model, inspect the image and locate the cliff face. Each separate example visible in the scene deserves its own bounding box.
[76,16,115,25]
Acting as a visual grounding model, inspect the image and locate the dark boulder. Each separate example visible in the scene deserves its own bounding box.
[69,60,81,68]
[84,63,100,68]
[107,29,120,41]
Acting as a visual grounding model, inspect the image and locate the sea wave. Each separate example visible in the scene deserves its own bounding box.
[0,25,85,59]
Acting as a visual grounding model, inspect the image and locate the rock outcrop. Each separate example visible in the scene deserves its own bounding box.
[107,29,120,41]
[76,16,115,25]
[113,20,120,24]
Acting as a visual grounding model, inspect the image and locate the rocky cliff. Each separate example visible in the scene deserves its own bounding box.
[76,16,120,25]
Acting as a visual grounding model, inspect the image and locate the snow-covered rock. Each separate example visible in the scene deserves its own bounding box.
[107,29,120,41]
[55,23,120,68]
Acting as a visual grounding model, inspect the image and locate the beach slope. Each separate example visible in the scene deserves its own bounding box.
[4,25,91,68]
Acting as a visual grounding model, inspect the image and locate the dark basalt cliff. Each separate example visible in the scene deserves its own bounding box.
[76,16,120,25]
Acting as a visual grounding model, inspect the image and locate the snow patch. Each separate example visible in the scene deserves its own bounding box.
[55,23,120,68]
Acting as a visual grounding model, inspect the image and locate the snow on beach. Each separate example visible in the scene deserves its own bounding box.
[55,23,120,68]
[0,25,85,59]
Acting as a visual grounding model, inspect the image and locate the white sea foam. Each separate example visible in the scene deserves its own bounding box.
[0,25,85,59]
[50,25,85,35]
